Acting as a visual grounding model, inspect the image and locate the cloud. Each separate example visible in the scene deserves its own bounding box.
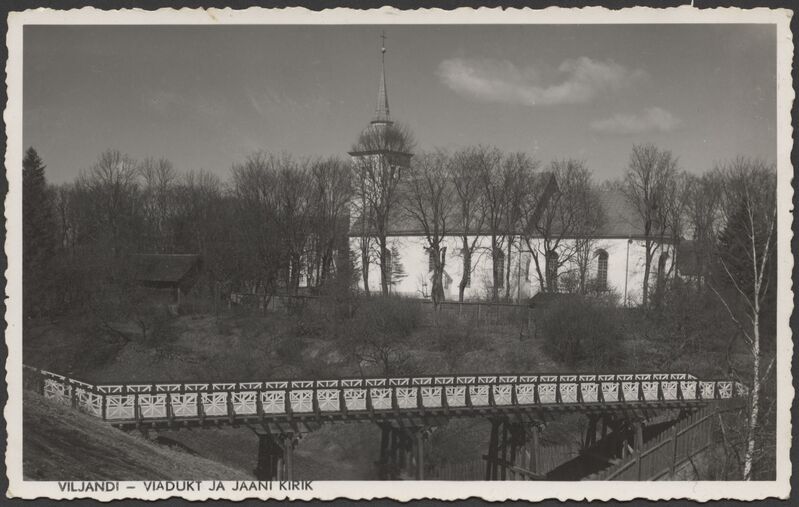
[437,56,647,106]
[589,107,681,135]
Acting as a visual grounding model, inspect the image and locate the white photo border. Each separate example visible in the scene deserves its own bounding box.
[4,6,793,501]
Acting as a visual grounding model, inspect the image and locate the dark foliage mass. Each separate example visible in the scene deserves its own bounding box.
[539,295,623,370]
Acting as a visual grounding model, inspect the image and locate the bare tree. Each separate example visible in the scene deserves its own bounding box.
[52,183,76,253]
[402,150,455,307]
[685,172,724,289]
[139,157,177,253]
[476,146,523,301]
[349,122,415,296]
[709,157,777,480]
[500,153,538,299]
[76,149,144,259]
[309,157,352,288]
[230,153,285,301]
[274,158,314,295]
[173,170,234,312]
[523,159,600,293]
[351,160,375,296]
[649,170,691,306]
[622,144,679,308]
[451,147,487,302]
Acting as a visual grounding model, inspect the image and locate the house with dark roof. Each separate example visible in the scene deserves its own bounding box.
[131,254,202,305]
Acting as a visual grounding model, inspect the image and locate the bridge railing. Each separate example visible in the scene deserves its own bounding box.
[23,365,746,425]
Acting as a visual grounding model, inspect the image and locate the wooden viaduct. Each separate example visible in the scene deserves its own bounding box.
[23,365,745,481]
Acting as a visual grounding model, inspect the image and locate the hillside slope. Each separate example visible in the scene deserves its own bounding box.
[23,391,251,481]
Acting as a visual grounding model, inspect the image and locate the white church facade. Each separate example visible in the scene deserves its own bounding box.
[346,38,676,306]
[348,190,677,307]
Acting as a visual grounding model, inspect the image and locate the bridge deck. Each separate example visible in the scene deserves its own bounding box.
[23,366,745,430]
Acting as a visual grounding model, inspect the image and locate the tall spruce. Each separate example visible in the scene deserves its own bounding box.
[23,147,56,316]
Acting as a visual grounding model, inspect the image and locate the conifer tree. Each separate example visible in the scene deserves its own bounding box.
[23,147,56,317]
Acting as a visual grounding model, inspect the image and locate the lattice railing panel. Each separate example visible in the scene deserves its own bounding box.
[23,365,745,423]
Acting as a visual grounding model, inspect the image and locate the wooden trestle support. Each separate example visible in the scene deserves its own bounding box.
[254,431,299,480]
[377,423,431,480]
[483,417,546,480]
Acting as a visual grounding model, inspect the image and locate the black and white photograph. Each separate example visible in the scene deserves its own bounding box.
[5,6,793,502]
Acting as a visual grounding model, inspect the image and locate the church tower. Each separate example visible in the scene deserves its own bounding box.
[349,32,414,296]
[372,32,392,126]
[348,31,413,167]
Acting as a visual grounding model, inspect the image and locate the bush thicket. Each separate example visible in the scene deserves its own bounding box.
[539,295,623,369]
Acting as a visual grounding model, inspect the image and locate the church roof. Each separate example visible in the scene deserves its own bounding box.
[593,188,641,238]
[348,186,663,240]
[348,172,558,236]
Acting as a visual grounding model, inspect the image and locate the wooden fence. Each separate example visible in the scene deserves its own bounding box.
[260,294,536,330]
[587,407,716,480]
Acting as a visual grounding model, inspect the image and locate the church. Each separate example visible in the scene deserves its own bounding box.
[346,38,678,306]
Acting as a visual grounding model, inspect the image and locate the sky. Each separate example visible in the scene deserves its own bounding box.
[24,24,776,184]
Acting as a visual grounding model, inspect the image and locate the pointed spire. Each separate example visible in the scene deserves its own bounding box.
[372,31,392,125]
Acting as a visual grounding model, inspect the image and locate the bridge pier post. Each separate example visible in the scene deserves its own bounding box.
[633,420,644,481]
[376,423,428,480]
[485,418,500,480]
[584,415,599,449]
[414,428,424,480]
[254,431,297,481]
[377,424,391,479]
[485,418,545,480]
[530,423,541,476]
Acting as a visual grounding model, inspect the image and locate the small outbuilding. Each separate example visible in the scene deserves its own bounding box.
[131,254,202,305]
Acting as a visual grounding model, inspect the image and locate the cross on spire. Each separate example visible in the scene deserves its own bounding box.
[373,30,392,125]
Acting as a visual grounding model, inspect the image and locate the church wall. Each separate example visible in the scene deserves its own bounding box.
[349,235,676,305]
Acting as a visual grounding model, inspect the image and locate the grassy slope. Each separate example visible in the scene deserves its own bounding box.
[23,391,251,481]
[23,311,565,479]
[24,306,737,479]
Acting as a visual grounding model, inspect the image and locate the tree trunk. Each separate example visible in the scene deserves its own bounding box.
[744,310,761,480]
[379,240,390,296]
[458,236,470,303]
[431,246,446,308]
[504,236,513,301]
[360,238,370,297]
[642,239,652,308]
[491,238,499,302]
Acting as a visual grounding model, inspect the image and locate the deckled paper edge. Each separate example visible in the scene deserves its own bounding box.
[3,5,793,501]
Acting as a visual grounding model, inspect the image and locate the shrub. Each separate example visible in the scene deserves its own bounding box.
[341,295,423,377]
[274,335,307,365]
[432,314,486,369]
[538,294,623,369]
[291,313,327,338]
[357,295,423,337]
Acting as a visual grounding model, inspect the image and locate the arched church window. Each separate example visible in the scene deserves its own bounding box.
[657,252,669,284]
[524,255,532,282]
[596,249,609,291]
[384,250,393,280]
